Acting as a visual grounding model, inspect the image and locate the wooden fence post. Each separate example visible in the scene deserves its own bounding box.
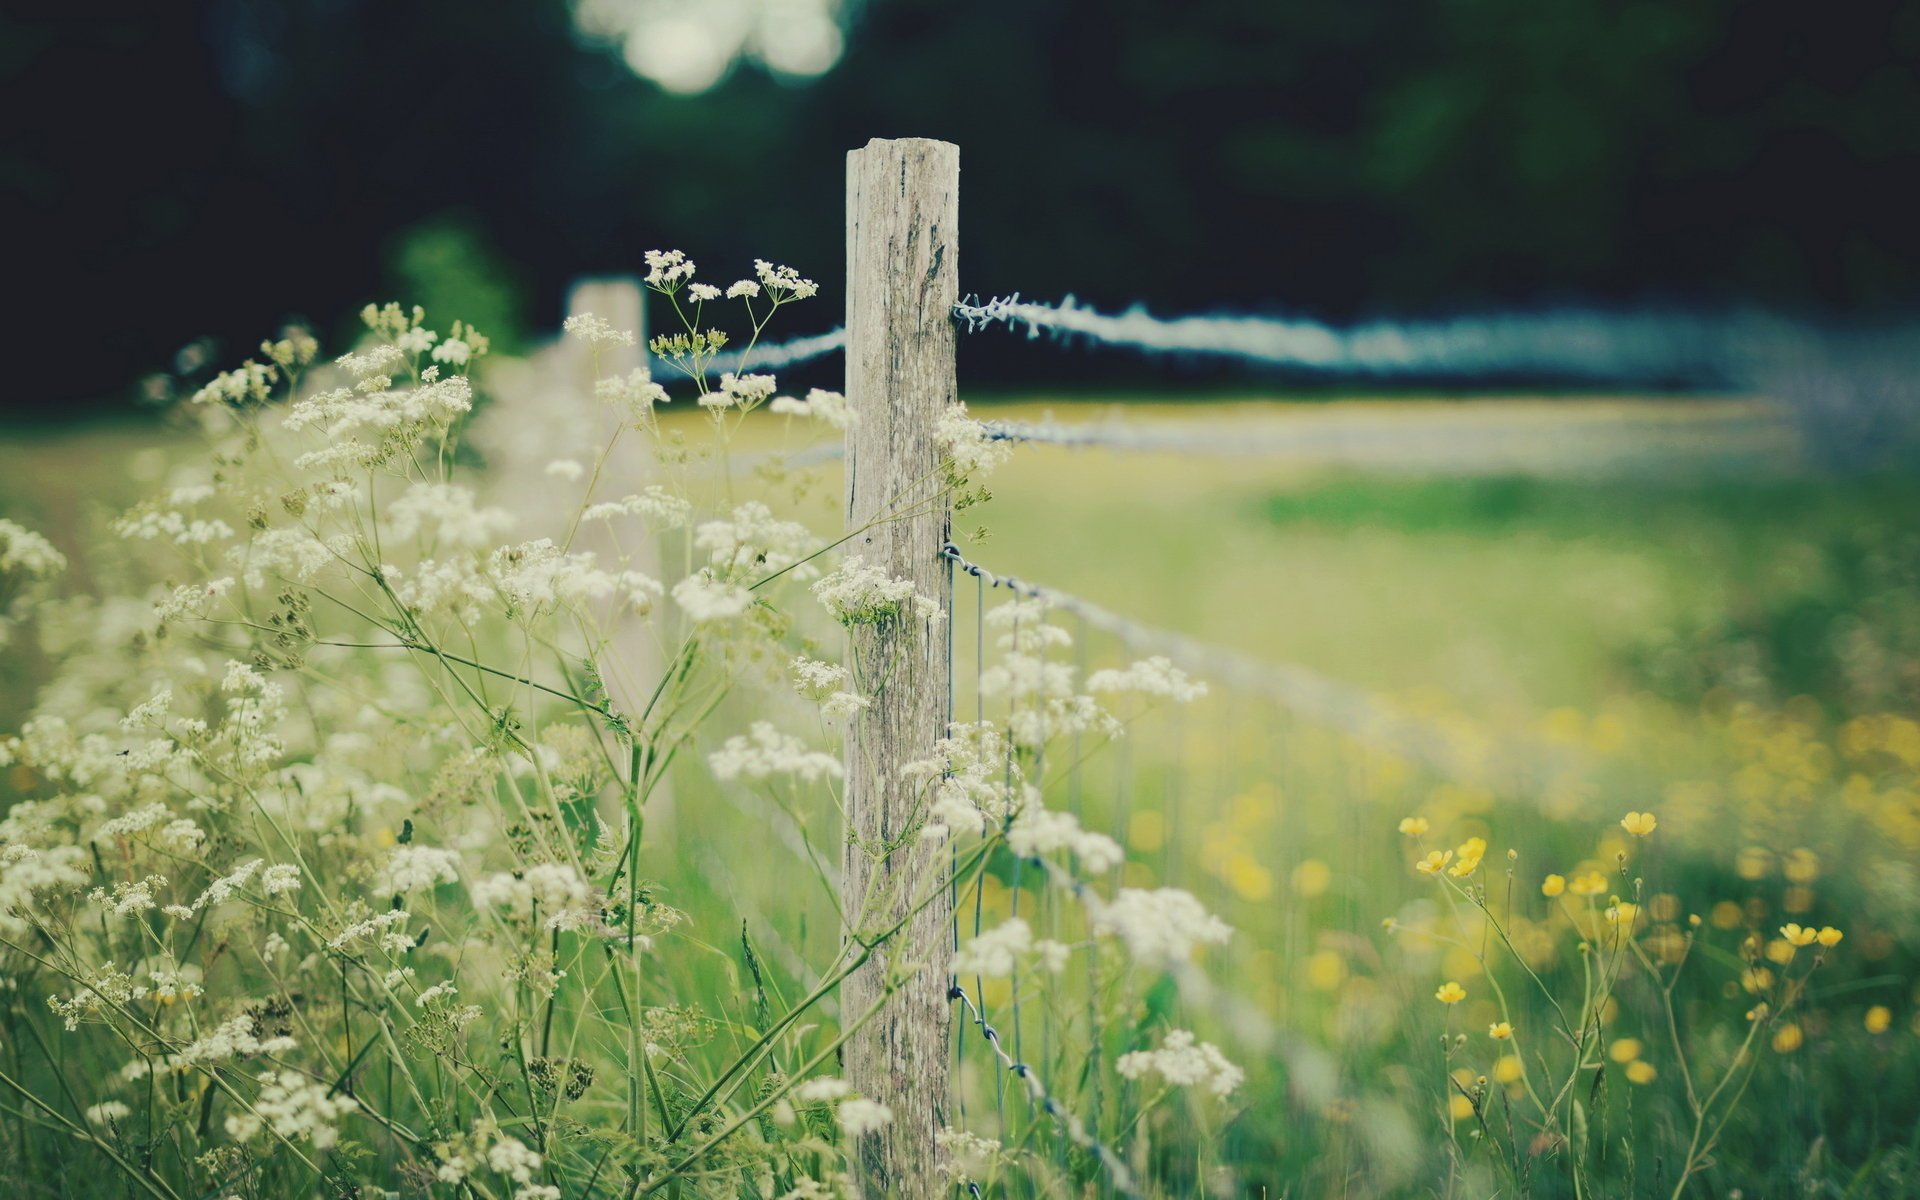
[841,136,959,1195]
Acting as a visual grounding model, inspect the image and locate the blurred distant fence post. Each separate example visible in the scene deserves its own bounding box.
[840,136,959,1195]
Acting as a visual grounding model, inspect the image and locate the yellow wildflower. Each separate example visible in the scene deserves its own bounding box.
[1608,1037,1642,1063]
[1435,981,1467,1005]
[1780,923,1818,947]
[1488,1022,1513,1040]
[1606,901,1641,927]
[1772,1023,1804,1053]
[1620,811,1657,836]
[1492,1055,1524,1084]
[1448,1094,1475,1120]
[1448,837,1487,878]
[1541,873,1566,897]
[1569,871,1608,897]
[1397,816,1430,837]
[1625,1061,1657,1085]
[1816,926,1843,948]
[1415,850,1454,876]
[1866,1006,1892,1034]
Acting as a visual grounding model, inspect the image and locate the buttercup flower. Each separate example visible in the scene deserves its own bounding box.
[1488,1022,1513,1040]
[1448,837,1487,878]
[1541,873,1566,897]
[1415,850,1454,876]
[1435,981,1467,1004]
[1780,923,1818,947]
[1397,816,1430,837]
[1569,871,1608,897]
[1621,811,1658,836]
[1816,926,1844,948]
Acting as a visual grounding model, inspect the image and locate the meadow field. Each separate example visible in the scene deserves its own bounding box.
[2,384,1917,1198]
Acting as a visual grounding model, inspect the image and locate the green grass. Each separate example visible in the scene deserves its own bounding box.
[4,396,1917,1197]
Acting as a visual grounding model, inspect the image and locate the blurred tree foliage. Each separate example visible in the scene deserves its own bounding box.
[4,0,1917,415]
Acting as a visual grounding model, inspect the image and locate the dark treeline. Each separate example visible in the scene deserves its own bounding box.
[5,0,1918,417]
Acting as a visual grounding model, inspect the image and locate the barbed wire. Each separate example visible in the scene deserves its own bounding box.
[941,541,1560,783]
[948,982,1141,1198]
[951,294,1769,383]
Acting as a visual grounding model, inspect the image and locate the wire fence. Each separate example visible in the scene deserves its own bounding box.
[606,250,1905,1189]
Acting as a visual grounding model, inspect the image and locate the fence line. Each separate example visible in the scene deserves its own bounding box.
[951,293,1757,382]
[939,542,1555,783]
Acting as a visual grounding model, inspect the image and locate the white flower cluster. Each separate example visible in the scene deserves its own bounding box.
[906,722,1021,841]
[1006,806,1124,873]
[672,571,755,623]
[487,539,662,617]
[0,843,90,938]
[709,723,842,784]
[753,258,819,300]
[191,359,277,408]
[950,916,1070,977]
[788,656,868,720]
[282,360,474,475]
[376,844,462,894]
[91,875,168,918]
[936,402,1011,481]
[787,1077,890,1137]
[812,556,943,627]
[387,483,515,548]
[702,371,777,412]
[564,311,637,346]
[1115,1029,1245,1097]
[769,388,856,429]
[1090,887,1232,967]
[434,1122,556,1200]
[643,249,698,289]
[328,909,415,954]
[595,367,673,425]
[112,494,234,547]
[1087,656,1208,704]
[179,1012,299,1065]
[224,1069,359,1149]
[472,862,596,931]
[0,518,68,581]
[696,501,816,577]
[581,486,692,527]
[979,603,1120,748]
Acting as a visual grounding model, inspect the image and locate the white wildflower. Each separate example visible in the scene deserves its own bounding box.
[937,403,1010,481]
[563,312,637,346]
[261,864,302,896]
[709,723,842,784]
[672,572,753,622]
[643,249,697,288]
[1115,1029,1244,1097]
[376,845,462,894]
[812,556,942,627]
[0,518,67,579]
[1006,807,1124,873]
[1087,656,1208,703]
[836,1097,892,1137]
[224,1069,357,1149]
[769,388,856,429]
[1090,888,1232,966]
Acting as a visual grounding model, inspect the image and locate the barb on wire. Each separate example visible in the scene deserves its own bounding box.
[953,293,1786,385]
[942,541,1559,782]
[949,982,1140,1198]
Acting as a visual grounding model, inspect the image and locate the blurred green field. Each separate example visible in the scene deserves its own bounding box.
[4,395,1918,1196]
